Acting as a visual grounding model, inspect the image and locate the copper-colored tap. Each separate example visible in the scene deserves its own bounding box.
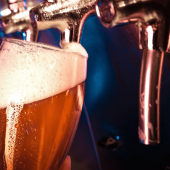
[0,0,39,42]
[96,0,169,145]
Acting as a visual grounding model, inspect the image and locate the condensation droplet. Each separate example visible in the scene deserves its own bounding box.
[15,124,19,128]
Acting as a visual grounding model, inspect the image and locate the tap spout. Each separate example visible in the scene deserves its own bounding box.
[139,48,164,145]
[30,0,96,43]
[138,24,166,145]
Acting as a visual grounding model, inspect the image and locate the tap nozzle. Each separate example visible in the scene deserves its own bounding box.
[139,25,165,144]
[30,0,96,43]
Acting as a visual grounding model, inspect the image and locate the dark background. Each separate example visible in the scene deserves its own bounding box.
[1,13,170,170]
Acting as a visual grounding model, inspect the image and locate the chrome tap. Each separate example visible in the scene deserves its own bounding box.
[30,0,96,43]
[0,0,40,41]
[96,0,169,145]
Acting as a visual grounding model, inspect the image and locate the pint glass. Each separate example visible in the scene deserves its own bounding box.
[0,38,87,170]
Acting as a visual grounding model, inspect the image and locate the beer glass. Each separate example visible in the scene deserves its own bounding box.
[0,38,87,170]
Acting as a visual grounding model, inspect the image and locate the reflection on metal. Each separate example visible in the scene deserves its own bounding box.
[96,0,169,145]
[1,8,11,16]
[0,0,39,42]
[30,0,96,43]
[22,31,26,40]
[139,48,164,144]
[98,135,122,150]
[146,26,153,50]
[139,25,163,144]
[116,0,148,8]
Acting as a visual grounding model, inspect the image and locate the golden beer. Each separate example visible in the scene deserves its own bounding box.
[0,38,87,170]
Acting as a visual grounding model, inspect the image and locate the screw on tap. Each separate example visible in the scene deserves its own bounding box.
[0,0,39,42]
[30,0,96,43]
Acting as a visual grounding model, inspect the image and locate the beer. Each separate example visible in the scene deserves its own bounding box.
[0,38,87,170]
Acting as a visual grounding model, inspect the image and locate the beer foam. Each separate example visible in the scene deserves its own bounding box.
[0,38,87,109]
[60,41,88,58]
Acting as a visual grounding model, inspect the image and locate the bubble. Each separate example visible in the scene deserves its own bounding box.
[4,91,25,170]
[15,124,19,128]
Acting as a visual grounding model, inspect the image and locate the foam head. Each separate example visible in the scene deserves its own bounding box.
[0,38,88,109]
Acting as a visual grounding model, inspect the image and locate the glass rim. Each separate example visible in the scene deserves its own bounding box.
[2,38,63,52]
[2,38,87,59]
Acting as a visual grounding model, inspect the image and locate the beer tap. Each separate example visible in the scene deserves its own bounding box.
[96,0,169,145]
[0,0,40,41]
[30,0,96,44]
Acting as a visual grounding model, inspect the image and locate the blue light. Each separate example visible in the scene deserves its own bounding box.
[22,32,26,41]
[116,136,120,140]
[23,0,26,5]
[0,31,5,38]
[0,3,1,17]
[140,140,144,144]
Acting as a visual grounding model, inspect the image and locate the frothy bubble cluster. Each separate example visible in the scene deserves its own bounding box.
[0,38,88,109]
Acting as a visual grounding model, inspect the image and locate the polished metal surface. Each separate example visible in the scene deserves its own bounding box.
[96,0,170,49]
[138,24,165,145]
[138,25,164,144]
[116,0,147,8]
[139,48,164,144]
[30,0,96,43]
[0,0,9,11]
[96,0,169,145]
[96,1,168,52]
[0,0,39,42]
